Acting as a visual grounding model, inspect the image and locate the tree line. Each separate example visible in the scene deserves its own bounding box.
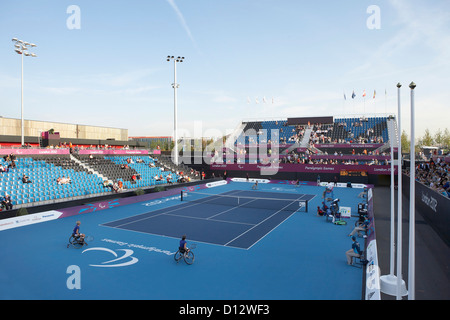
[401,128,450,154]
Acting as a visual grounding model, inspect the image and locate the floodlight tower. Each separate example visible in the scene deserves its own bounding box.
[12,38,37,146]
[166,55,184,165]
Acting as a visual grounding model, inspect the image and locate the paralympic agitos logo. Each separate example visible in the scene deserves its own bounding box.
[82,247,139,267]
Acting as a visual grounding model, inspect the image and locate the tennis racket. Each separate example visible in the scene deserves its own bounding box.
[84,235,94,242]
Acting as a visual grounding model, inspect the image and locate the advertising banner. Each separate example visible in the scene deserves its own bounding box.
[0,148,70,155]
[210,163,397,175]
[77,149,149,155]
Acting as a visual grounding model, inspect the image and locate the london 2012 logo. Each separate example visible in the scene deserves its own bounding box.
[82,247,139,267]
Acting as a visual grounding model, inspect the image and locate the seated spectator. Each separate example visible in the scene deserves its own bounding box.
[346,236,362,265]
[112,181,121,192]
[0,164,7,173]
[102,179,114,189]
[22,174,32,184]
[1,194,13,210]
[348,218,370,238]
[317,206,324,216]
[57,176,71,185]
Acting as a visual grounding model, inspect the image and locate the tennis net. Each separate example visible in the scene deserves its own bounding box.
[180,190,308,213]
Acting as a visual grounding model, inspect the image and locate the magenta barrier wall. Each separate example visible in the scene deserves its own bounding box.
[0,148,70,155]
[309,154,390,160]
[314,143,383,148]
[210,163,397,175]
[221,154,390,160]
[77,149,149,155]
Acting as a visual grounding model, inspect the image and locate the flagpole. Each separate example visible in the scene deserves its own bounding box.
[408,81,416,300]
[396,82,403,300]
[362,90,366,116]
[385,89,387,114]
[373,90,376,115]
[396,82,407,300]
[343,91,346,114]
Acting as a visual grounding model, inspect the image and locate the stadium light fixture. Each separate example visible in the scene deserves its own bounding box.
[167,55,186,165]
[11,38,37,146]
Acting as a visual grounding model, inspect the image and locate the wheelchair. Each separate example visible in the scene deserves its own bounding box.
[174,244,196,265]
[67,234,88,249]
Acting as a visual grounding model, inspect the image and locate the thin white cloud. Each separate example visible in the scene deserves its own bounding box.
[345,0,450,80]
[165,0,201,53]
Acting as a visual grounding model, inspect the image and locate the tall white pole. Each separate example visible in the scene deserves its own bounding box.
[396,82,404,300]
[408,82,416,300]
[389,135,395,275]
[173,59,178,166]
[12,39,37,146]
[21,51,24,146]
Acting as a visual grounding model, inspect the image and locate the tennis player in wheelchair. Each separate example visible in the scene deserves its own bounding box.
[72,221,85,244]
[179,235,190,255]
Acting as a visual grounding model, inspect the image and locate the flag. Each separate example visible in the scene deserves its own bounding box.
[271,97,274,104]
[263,96,267,104]
[247,96,251,104]
[373,90,376,99]
[255,97,259,104]
[362,90,366,97]
[344,93,347,100]
[351,91,356,99]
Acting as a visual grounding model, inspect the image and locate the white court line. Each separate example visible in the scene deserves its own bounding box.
[101,189,309,250]
[100,189,243,229]
[163,212,256,226]
[223,195,305,247]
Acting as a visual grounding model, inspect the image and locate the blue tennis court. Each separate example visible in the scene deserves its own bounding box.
[101,190,315,249]
[0,180,365,300]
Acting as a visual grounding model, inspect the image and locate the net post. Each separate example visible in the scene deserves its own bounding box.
[181,190,184,201]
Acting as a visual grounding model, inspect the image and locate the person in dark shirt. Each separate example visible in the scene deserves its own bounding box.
[1,194,13,210]
[179,235,189,254]
[72,221,85,242]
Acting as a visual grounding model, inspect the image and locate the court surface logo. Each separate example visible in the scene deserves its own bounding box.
[78,200,120,214]
[82,247,139,267]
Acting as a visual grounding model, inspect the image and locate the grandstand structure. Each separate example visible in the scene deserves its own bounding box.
[0,116,203,212]
[0,114,400,213]
[206,114,398,185]
[0,150,195,211]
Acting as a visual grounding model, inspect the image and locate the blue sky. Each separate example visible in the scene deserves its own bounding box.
[0,0,449,139]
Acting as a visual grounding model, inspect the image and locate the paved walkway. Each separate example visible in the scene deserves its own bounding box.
[373,186,450,300]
